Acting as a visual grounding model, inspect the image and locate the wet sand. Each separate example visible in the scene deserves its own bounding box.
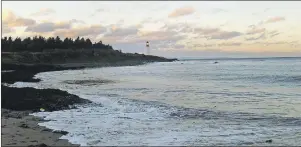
[1,109,79,146]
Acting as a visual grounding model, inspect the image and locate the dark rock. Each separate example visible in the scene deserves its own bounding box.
[19,123,29,128]
[27,143,48,147]
[1,85,91,112]
[265,139,273,143]
[41,128,52,132]
[1,63,82,84]
[53,130,69,135]
[170,112,180,117]
[214,61,219,64]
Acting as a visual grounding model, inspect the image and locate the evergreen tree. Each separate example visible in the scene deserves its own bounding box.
[80,37,86,48]
[55,36,63,49]
[1,36,114,52]
[85,38,92,48]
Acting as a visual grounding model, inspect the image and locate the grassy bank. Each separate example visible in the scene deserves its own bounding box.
[2,49,177,65]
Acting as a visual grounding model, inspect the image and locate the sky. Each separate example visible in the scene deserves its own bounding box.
[2,1,301,58]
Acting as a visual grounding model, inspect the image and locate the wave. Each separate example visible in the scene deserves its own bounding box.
[111,97,301,128]
[208,74,301,84]
[31,95,301,146]
[62,79,115,86]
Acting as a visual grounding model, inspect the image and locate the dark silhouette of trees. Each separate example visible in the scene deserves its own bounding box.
[1,36,113,52]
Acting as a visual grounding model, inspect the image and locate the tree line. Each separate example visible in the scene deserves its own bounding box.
[1,36,113,52]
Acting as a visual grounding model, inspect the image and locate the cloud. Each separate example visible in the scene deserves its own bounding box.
[249,16,284,28]
[106,26,138,37]
[90,8,105,16]
[95,8,105,12]
[191,26,243,40]
[2,9,36,27]
[102,24,185,52]
[100,26,139,43]
[194,27,220,35]
[168,6,195,18]
[251,41,296,47]
[265,16,285,24]
[219,21,229,27]
[218,42,242,46]
[70,19,85,24]
[10,18,36,27]
[193,43,216,48]
[101,22,186,47]
[101,25,186,51]
[209,31,243,40]
[174,44,185,49]
[270,33,280,38]
[150,38,186,51]
[54,25,106,38]
[248,25,256,29]
[25,19,88,33]
[192,42,242,48]
[252,8,270,16]
[2,25,15,34]
[246,28,266,35]
[268,30,280,38]
[2,9,17,21]
[137,30,184,43]
[245,33,266,41]
[165,23,191,33]
[31,8,56,16]
[25,22,71,33]
[211,8,227,14]
[264,8,270,12]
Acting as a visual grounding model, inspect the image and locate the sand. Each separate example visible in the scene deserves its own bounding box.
[1,109,79,146]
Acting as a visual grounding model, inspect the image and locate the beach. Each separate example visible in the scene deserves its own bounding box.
[1,109,79,146]
[1,54,176,146]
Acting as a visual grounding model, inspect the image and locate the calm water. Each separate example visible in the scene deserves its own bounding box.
[12,57,301,146]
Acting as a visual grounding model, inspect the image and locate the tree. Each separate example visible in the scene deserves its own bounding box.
[12,37,23,52]
[8,37,13,51]
[85,38,92,48]
[79,37,86,48]
[74,37,80,48]
[46,37,55,50]
[22,37,32,51]
[1,37,8,51]
[1,36,115,52]
[55,36,63,49]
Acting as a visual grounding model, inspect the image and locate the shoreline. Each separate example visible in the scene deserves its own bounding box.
[1,109,79,146]
[1,60,176,146]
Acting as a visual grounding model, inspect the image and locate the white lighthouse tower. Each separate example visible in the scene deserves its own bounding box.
[146,41,150,55]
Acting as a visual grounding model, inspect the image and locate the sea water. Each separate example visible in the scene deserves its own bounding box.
[11,57,301,146]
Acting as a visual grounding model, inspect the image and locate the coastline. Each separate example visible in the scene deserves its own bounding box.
[1,63,88,146]
[1,59,177,146]
[1,109,79,146]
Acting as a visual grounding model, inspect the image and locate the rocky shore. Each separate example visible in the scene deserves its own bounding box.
[1,49,177,146]
[1,63,176,146]
[2,85,91,112]
[1,63,91,146]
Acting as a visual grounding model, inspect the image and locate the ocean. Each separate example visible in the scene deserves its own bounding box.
[11,57,301,146]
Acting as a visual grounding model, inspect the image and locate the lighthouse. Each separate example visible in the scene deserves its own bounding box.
[146,41,150,55]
